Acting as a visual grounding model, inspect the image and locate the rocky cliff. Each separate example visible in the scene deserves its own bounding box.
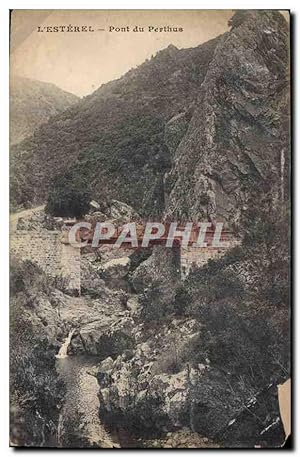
[165,11,290,225]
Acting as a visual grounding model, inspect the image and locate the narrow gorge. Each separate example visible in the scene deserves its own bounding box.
[10,10,290,449]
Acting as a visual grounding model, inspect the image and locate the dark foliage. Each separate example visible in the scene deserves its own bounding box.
[140,280,176,323]
[46,170,91,218]
[10,37,221,216]
[10,260,65,447]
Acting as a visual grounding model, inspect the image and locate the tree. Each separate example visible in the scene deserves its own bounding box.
[45,170,91,218]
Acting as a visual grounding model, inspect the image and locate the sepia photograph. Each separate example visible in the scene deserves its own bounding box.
[7,6,291,450]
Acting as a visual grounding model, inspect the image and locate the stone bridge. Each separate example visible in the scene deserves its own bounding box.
[10,212,237,294]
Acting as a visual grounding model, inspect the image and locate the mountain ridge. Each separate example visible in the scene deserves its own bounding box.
[10,11,289,226]
[10,35,222,214]
[10,76,79,145]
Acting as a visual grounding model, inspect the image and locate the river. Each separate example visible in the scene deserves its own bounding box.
[56,355,119,448]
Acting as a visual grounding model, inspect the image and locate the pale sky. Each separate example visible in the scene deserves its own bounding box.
[10,10,289,97]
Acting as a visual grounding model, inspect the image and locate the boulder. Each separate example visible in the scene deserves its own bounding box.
[126,296,141,316]
[110,199,141,222]
[96,318,205,434]
[97,353,191,433]
[99,356,115,372]
[80,253,106,292]
[90,199,101,210]
[85,211,107,223]
[72,315,135,356]
[131,246,180,294]
[100,257,131,280]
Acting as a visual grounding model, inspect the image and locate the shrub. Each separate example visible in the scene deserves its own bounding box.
[140,281,176,323]
[10,260,65,446]
[46,170,91,218]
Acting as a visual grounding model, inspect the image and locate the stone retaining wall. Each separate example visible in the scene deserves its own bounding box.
[180,240,238,279]
[10,230,81,293]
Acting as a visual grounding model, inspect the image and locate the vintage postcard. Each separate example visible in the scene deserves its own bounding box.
[10,9,291,448]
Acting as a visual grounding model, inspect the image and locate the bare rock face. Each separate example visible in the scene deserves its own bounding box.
[131,246,180,294]
[110,199,141,222]
[164,111,190,156]
[72,314,135,357]
[165,11,289,225]
[96,318,203,435]
[130,245,181,321]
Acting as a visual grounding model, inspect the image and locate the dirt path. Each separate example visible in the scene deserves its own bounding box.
[10,205,45,231]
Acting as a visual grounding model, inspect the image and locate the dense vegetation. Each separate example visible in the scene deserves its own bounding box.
[46,170,92,218]
[10,76,78,145]
[10,260,65,446]
[10,37,221,216]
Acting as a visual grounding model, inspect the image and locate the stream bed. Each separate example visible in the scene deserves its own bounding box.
[56,355,119,448]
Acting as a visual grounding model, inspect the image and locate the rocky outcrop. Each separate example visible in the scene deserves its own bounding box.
[132,245,180,294]
[100,257,131,280]
[96,307,288,446]
[165,11,289,225]
[67,247,137,355]
[130,245,181,322]
[71,314,135,357]
[96,318,205,436]
[110,200,141,222]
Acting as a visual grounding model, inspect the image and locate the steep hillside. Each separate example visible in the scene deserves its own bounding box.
[165,11,290,224]
[10,11,289,224]
[10,11,290,448]
[10,37,221,214]
[10,77,79,145]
